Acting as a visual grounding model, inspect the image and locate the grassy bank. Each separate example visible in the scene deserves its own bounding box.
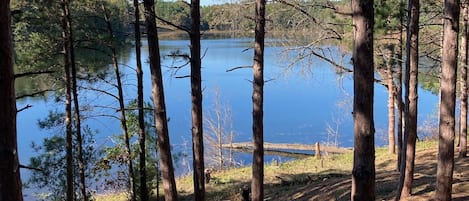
[95,140,469,200]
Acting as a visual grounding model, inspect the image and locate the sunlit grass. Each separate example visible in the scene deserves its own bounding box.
[94,191,128,201]
[96,139,465,200]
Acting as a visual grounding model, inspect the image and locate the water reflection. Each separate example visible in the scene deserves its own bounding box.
[17,38,440,182]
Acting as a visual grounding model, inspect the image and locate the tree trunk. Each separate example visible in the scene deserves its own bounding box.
[436,0,460,200]
[101,4,136,201]
[217,109,223,169]
[350,0,375,200]
[65,1,87,199]
[252,0,266,201]
[396,0,405,171]
[387,46,396,155]
[60,0,74,200]
[460,0,468,158]
[142,0,178,200]
[0,1,23,200]
[133,0,149,199]
[189,1,205,200]
[229,130,234,167]
[397,0,419,198]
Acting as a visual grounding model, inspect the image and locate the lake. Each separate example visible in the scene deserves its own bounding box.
[17,38,440,194]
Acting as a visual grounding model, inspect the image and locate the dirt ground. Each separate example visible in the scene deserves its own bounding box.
[267,146,469,201]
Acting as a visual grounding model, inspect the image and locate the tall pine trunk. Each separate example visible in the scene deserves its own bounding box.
[65,1,87,199]
[436,0,460,200]
[387,46,396,155]
[133,0,149,199]
[101,4,136,201]
[142,0,178,200]
[252,0,266,200]
[460,0,468,158]
[397,0,419,198]
[0,1,23,200]
[60,0,74,200]
[189,1,205,200]
[350,0,375,200]
[396,0,405,171]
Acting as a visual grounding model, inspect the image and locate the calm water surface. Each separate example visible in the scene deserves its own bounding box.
[17,38,439,194]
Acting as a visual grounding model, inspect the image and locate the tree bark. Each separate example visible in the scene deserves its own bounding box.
[460,0,468,158]
[436,0,460,200]
[65,1,87,199]
[350,0,375,200]
[387,46,396,155]
[252,0,266,201]
[133,0,149,199]
[397,0,419,198]
[142,0,178,200]
[0,1,24,200]
[189,1,205,200]
[60,0,74,200]
[396,0,405,171]
[101,4,136,201]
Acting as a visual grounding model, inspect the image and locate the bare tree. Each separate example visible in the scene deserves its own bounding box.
[189,0,205,200]
[436,0,460,200]
[0,1,23,200]
[204,89,236,169]
[325,116,341,147]
[252,0,266,200]
[460,0,468,158]
[350,0,375,200]
[142,0,178,200]
[397,0,420,199]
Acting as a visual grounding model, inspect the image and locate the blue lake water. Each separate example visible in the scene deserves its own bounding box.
[17,38,440,191]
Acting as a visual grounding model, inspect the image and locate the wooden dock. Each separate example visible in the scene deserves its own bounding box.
[221,142,352,158]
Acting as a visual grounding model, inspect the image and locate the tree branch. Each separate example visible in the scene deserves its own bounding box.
[17,104,32,113]
[16,89,54,100]
[310,50,353,73]
[226,66,253,72]
[155,15,190,33]
[15,70,55,79]
[174,75,191,79]
[80,86,119,100]
[19,164,43,172]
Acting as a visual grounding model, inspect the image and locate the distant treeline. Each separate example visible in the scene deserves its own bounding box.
[155,0,349,32]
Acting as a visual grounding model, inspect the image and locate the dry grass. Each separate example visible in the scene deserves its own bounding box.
[95,140,469,201]
[94,191,128,201]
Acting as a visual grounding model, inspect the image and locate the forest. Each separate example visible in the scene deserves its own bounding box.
[0,0,468,201]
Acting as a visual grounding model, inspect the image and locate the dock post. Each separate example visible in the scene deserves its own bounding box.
[315,142,321,159]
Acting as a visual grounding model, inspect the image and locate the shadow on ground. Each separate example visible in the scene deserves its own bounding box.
[154,145,469,201]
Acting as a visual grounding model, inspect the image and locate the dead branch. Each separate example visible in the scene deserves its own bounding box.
[226,65,252,72]
[155,15,190,33]
[175,75,191,79]
[15,70,55,79]
[16,89,54,100]
[19,164,43,171]
[80,86,119,100]
[17,104,32,113]
[275,0,343,39]
[242,47,253,52]
[310,50,352,73]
